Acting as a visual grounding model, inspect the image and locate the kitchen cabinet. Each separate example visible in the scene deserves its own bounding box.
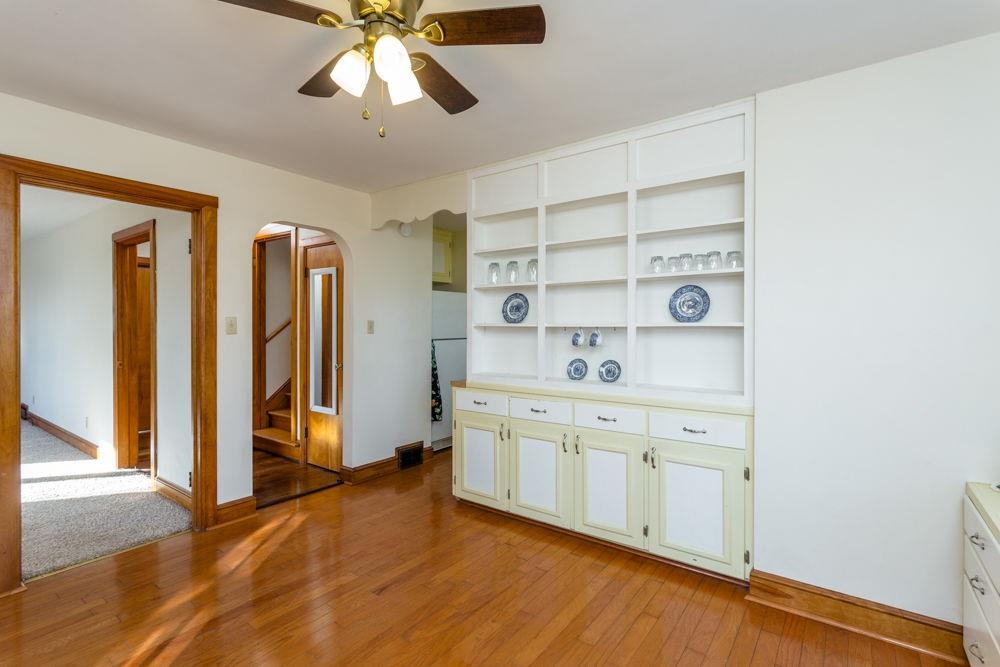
[509,419,573,529]
[573,428,646,549]
[453,410,507,511]
[432,228,453,284]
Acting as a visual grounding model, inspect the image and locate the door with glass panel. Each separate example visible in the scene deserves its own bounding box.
[573,428,646,548]
[298,238,343,472]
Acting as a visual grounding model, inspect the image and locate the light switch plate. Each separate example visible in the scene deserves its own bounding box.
[366,319,375,334]
[225,316,238,335]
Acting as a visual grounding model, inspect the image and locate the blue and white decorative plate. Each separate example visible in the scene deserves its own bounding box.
[598,359,622,383]
[566,358,588,381]
[668,285,710,322]
[502,292,529,324]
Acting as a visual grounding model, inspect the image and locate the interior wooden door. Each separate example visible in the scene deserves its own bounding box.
[298,238,343,472]
[135,256,153,470]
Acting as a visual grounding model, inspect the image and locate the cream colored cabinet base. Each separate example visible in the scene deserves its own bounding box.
[573,428,646,549]
[454,411,508,511]
[648,439,746,578]
[509,420,573,529]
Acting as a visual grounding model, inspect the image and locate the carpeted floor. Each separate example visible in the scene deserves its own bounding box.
[20,421,191,579]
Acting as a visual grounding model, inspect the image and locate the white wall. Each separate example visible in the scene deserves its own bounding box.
[0,91,431,502]
[755,32,1000,623]
[20,199,193,489]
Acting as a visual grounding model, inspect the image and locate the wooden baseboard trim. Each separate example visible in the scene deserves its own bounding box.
[340,442,433,485]
[26,411,99,459]
[0,584,25,599]
[746,570,964,663]
[213,496,257,527]
[154,477,192,510]
[458,499,747,588]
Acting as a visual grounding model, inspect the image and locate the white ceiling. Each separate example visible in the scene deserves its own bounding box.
[20,186,114,240]
[0,1,998,193]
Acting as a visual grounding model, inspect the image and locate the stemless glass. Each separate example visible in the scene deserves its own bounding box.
[650,256,665,274]
[679,253,694,271]
[666,256,681,273]
[487,262,500,285]
[707,250,723,270]
[726,251,744,269]
[693,253,708,271]
[506,260,520,284]
[526,258,538,282]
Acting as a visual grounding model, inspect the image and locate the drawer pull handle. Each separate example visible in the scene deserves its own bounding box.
[530,408,548,414]
[969,642,986,664]
[970,575,987,596]
[473,400,487,406]
[682,426,708,434]
[597,416,618,423]
[970,533,987,550]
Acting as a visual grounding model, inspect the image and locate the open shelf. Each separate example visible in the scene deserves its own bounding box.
[472,243,538,257]
[636,268,743,281]
[635,218,744,240]
[545,233,628,250]
[636,322,744,328]
[473,281,539,291]
[546,276,627,287]
[473,322,537,328]
[545,323,627,329]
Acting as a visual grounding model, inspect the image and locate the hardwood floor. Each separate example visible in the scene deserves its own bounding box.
[0,450,953,665]
[252,448,342,508]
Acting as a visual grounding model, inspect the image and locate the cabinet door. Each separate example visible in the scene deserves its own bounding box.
[510,420,573,529]
[454,411,508,511]
[573,428,646,548]
[432,228,453,284]
[648,439,745,578]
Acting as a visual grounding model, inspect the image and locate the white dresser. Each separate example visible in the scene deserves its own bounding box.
[964,483,1000,664]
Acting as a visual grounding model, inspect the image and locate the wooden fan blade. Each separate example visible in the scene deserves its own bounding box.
[216,0,330,24]
[419,6,545,46]
[298,51,347,97]
[411,53,478,114]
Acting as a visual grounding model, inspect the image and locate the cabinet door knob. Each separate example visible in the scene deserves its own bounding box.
[575,434,581,455]
[970,575,987,596]
[682,426,708,434]
[969,642,986,664]
[650,446,656,469]
[562,433,567,453]
[970,533,987,550]
[499,424,504,441]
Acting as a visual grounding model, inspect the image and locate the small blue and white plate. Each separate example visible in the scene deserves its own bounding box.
[502,292,529,324]
[598,359,622,383]
[668,285,710,322]
[566,358,588,381]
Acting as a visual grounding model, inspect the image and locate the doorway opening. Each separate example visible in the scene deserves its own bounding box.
[251,224,343,508]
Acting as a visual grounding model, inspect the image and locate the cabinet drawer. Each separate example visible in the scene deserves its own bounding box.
[966,540,1000,640]
[966,497,1000,590]
[965,579,1000,666]
[648,411,746,450]
[510,397,572,425]
[574,403,645,435]
[456,390,508,416]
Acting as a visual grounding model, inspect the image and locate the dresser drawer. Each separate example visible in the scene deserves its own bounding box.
[574,403,645,435]
[510,397,572,425]
[456,390,508,416]
[966,497,1000,590]
[648,411,746,450]
[965,578,1000,666]
[966,540,1000,640]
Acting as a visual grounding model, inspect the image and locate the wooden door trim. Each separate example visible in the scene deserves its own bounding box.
[112,219,156,472]
[251,238,267,431]
[0,155,220,598]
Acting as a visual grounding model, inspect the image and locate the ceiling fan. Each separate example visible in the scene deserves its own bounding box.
[218,0,545,133]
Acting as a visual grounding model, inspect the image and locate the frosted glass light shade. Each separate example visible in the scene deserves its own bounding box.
[331,49,370,98]
[373,34,411,83]
[388,70,423,105]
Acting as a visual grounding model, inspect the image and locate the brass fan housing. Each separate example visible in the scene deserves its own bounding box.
[349,0,424,24]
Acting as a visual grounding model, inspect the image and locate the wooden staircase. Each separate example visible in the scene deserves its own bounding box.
[253,385,301,462]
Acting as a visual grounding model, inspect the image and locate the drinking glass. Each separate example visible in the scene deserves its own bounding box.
[487,262,500,285]
[506,260,520,284]
[679,253,694,271]
[666,256,681,273]
[726,251,744,269]
[649,256,665,274]
[693,253,708,271]
[526,258,538,282]
[707,250,723,270]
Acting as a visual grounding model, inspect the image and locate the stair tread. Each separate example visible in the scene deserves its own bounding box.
[268,408,291,417]
[253,427,296,446]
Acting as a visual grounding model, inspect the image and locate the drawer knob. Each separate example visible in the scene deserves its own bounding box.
[970,575,987,596]
[597,416,618,423]
[969,642,986,664]
[682,426,708,434]
[970,533,987,550]
[473,400,487,406]
[530,408,548,414]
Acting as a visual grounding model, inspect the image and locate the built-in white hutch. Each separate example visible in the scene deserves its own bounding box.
[453,100,756,580]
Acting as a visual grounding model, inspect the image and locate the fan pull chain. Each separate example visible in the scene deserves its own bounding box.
[378,80,387,138]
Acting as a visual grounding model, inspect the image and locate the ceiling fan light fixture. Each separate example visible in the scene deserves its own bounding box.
[330,47,370,97]
[373,34,411,84]
[388,70,423,106]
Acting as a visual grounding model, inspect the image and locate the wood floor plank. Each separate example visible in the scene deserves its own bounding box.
[0,451,953,665]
